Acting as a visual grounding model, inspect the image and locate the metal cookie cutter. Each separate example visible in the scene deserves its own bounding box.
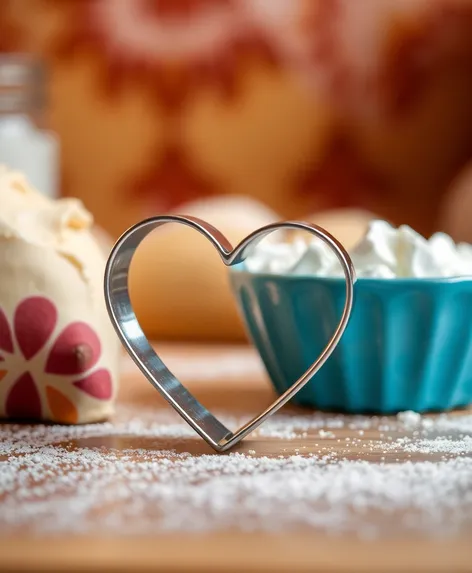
[104,216,356,452]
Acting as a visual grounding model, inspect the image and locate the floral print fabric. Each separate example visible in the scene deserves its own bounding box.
[0,296,112,423]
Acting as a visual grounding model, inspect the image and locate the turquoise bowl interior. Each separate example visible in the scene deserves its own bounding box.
[229,264,472,414]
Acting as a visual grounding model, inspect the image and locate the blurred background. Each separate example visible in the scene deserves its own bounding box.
[1,0,472,341]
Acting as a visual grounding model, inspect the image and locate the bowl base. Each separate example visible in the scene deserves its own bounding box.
[286,397,472,416]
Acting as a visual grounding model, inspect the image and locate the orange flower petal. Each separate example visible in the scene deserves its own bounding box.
[0,370,6,382]
[46,386,78,424]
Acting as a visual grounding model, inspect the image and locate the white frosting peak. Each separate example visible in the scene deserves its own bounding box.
[244,220,472,279]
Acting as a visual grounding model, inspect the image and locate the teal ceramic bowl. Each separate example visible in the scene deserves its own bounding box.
[229,266,472,413]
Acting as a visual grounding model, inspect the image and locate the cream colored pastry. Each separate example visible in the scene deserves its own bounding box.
[91,224,114,256]
[128,195,281,342]
[0,165,120,424]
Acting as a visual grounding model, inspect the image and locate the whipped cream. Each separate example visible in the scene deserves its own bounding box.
[244,220,472,279]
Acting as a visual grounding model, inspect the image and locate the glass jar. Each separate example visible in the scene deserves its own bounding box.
[0,53,59,198]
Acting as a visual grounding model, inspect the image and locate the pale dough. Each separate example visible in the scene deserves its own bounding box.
[0,166,120,424]
[128,196,280,342]
[128,197,378,342]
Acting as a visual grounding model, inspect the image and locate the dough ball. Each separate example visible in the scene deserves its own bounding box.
[0,166,120,424]
[128,195,281,342]
[92,224,114,256]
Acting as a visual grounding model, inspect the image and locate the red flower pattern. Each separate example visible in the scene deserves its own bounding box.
[0,296,112,423]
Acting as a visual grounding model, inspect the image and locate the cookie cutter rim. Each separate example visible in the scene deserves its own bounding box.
[103,216,357,452]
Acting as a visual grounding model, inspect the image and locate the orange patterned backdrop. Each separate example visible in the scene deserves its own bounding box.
[1,0,472,238]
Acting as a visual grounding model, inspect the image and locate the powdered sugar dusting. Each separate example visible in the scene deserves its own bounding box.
[1,405,471,539]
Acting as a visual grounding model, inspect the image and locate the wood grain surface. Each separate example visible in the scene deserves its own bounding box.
[0,343,471,573]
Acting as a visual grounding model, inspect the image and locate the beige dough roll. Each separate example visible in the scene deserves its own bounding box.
[128,196,281,342]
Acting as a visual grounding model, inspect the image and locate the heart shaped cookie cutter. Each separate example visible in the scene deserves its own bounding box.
[104,216,356,452]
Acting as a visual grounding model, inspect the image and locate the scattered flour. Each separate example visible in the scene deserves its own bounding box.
[397,411,422,428]
[0,405,471,539]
